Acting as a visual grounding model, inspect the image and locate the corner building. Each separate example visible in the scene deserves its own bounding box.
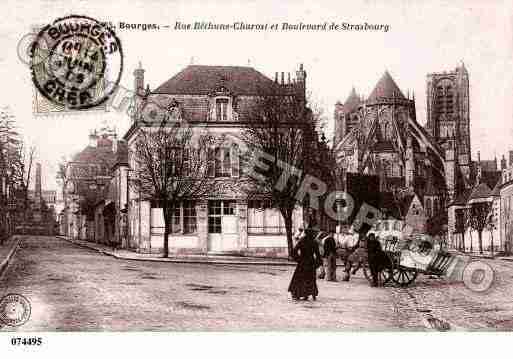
[124,64,306,256]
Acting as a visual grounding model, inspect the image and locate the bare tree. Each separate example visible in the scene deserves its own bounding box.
[467,201,493,254]
[242,90,321,257]
[130,119,210,257]
[56,157,69,200]
[0,108,40,238]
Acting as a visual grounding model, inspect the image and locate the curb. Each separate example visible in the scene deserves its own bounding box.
[0,237,22,279]
[58,236,297,266]
[448,250,513,262]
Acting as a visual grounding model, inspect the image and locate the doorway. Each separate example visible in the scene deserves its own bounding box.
[207,200,239,252]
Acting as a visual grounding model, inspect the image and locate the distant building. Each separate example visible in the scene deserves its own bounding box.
[448,151,502,252]
[499,151,513,253]
[60,125,122,240]
[15,163,56,235]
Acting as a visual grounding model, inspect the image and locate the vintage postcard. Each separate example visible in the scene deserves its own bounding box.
[0,0,512,356]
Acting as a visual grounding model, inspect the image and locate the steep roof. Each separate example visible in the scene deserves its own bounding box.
[481,170,501,191]
[342,87,361,113]
[72,144,115,164]
[469,182,492,200]
[491,178,502,196]
[400,194,416,217]
[367,71,406,101]
[152,65,278,95]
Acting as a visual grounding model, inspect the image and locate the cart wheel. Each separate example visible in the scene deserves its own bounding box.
[364,259,393,285]
[379,263,393,285]
[392,267,417,287]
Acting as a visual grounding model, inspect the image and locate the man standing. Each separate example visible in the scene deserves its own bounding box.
[323,231,337,281]
[366,233,382,287]
[315,231,326,279]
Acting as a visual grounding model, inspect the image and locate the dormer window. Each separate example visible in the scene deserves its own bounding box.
[216,98,229,121]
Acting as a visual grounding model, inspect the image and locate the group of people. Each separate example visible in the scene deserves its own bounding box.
[287,225,385,301]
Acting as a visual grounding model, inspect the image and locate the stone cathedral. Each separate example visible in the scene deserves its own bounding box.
[333,63,471,225]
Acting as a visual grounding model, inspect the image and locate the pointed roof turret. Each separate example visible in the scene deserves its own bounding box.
[459,60,468,74]
[368,70,405,101]
[342,87,361,113]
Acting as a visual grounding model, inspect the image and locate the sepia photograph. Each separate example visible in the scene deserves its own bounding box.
[0,0,512,357]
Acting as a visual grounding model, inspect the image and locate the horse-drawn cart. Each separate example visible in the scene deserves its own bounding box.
[361,235,454,287]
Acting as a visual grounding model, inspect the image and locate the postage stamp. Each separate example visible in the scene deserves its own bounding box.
[30,15,123,110]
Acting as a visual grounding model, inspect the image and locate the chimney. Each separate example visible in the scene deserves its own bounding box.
[477,150,481,163]
[275,72,278,82]
[509,150,513,166]
[287,72,291,84]
[501,155,507,170]
[281,72,284,84]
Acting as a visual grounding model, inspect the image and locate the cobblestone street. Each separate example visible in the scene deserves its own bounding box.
[1,236,513,331]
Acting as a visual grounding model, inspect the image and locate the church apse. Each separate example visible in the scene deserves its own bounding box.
[333,67,468,224]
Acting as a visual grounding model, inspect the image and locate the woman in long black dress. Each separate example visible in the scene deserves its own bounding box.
[288,228,322,301]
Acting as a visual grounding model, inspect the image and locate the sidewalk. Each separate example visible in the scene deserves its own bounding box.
[448,249,513,262]
[0,236,21,278]
[59,236,297,266]
[62,236,513,266]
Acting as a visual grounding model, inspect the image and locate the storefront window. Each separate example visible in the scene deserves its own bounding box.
[171,206,181,233]
[183,201,197,234]
[247,200,285,234]
[151,201,197,235]
[208,200,222,233]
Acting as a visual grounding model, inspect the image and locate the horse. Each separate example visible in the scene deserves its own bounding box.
[336,234,368,280]
[337,234,394,285]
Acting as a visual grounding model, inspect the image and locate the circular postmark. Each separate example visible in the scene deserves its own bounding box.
[30,15,123,110]
[462,261,495,293]
[0,293,32,327]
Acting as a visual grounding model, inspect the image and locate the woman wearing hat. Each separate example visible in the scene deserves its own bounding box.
[288,225,322,301]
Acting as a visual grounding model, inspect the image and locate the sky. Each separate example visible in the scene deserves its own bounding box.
[0,0,512,191]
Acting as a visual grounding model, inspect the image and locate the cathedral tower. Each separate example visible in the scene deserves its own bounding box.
[426,63,470,184]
